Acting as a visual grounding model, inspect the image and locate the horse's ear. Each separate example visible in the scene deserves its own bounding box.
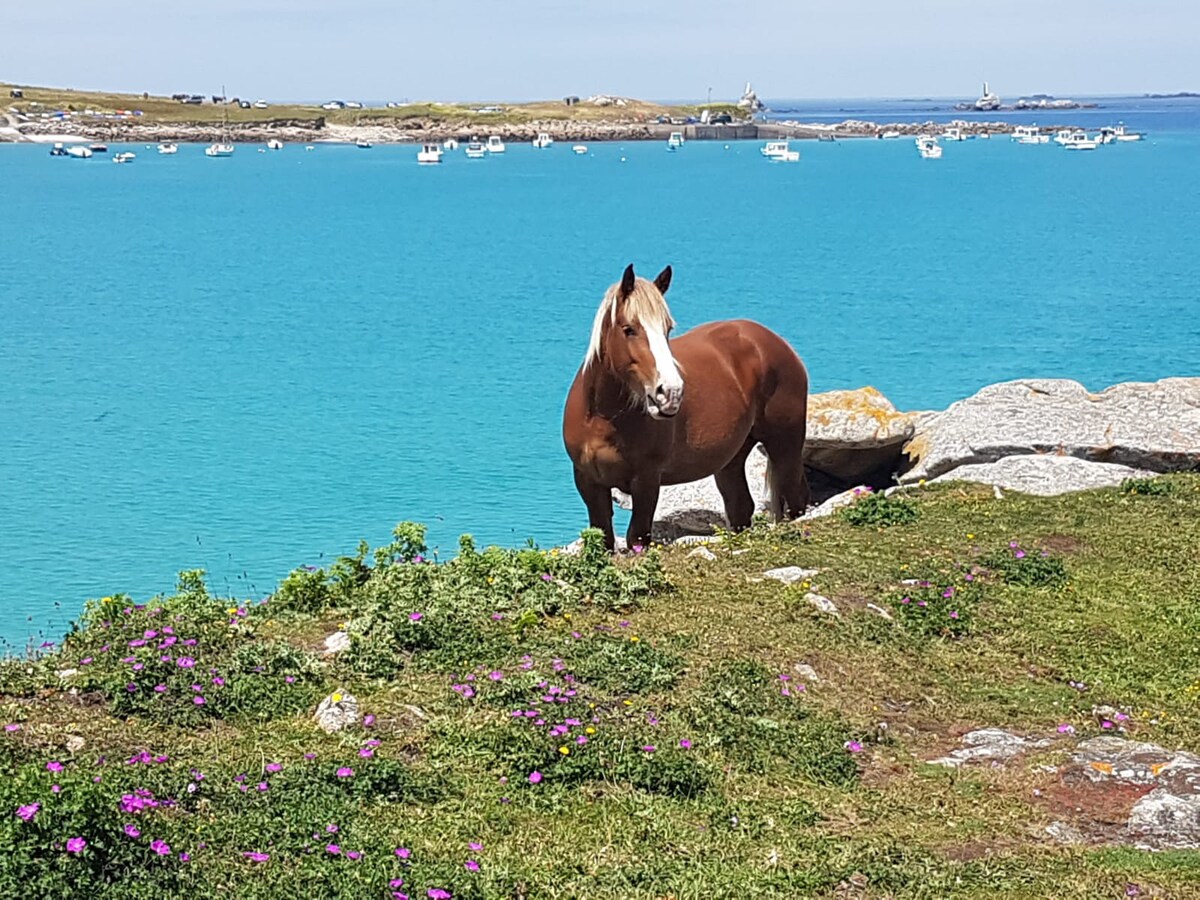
[619,263,636,299]
[653,265,672,295]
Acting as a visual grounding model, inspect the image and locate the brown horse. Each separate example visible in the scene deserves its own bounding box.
[562,264,811,550]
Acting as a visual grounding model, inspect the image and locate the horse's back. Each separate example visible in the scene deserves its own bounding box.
[673,319,808,395]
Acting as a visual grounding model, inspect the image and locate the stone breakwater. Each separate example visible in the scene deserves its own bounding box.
[6,116,1082,145]
[618,378,1200,542]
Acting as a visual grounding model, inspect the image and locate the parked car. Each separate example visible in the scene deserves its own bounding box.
[710,113,733,124]
[239,100,252,109]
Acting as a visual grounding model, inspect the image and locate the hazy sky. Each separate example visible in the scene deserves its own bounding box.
[6,0,1197,102]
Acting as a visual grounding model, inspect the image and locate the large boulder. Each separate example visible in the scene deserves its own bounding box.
[902,378,1200,483]
[804,387,929,483]
[928,454,1154,496]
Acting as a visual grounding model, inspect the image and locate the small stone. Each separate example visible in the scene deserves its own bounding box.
[1045,821,1086,845]
[803,592,839,616]
[763,566,820,584]
[314,690,360,733]
[929,728,1050,767]
[56,669,79,680]
[323,631,351,655]
[687,547,717,562]
[65,735,86,753]
[792,663,821,683]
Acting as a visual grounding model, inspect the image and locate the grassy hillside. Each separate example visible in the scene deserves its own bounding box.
[3,476,1200,897]
[2,82,745,127]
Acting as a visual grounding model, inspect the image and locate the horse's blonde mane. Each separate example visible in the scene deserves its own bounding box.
[584,278,676,369]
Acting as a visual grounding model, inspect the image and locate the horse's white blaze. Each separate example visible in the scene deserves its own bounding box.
[645,322,683,407]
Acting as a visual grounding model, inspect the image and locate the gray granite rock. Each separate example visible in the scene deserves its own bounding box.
[763,566,820,584]
[314,689,360,734]
[929,454,1155,496]
[902,378,1200,483]
[804,387,931,482]
[930,728,1050,767]
[800,486,871,520]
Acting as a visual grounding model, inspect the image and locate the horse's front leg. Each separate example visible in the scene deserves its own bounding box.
[573,467,616,551]
[626,477,661,551]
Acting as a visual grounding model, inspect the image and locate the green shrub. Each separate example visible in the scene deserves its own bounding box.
[272,566,333,615]
[889,574,982,638]
[840,491,919,527]
[1121,476,1174,496]
[561,636,685,695]
[981,542,1069,588]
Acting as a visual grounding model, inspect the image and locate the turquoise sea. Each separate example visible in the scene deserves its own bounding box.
[3,96,1199,645]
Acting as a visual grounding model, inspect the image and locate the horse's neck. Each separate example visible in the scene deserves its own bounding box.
[583,362,634,420]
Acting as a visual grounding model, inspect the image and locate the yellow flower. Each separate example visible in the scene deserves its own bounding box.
[101,596,112,604]
[630,636,640,643]
[918,478,927,486]
[622,700,632,707]
[487,577,494,584]
[563,613,571,620]
[332,692,343,703]
[585,727,596,735]
[558,746,570,756]
[227,607,238,614]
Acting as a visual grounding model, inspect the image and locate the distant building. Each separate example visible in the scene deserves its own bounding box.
[737,82,765,112]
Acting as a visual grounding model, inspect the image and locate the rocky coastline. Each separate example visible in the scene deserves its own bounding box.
[5,115,1084,145]
[626,377,1200,543]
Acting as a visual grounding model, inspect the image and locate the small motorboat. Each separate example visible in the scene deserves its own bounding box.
[486,135,505,153]
[112,152,136,163]
[205,143,235,157]
[881,130,901,139]
[355,139,373,149]
[89,143,109,153]
[49,142,68,157]
[443,137,459,151]
[532,133,553,149]
[915,136,942,159]
[572,144,588,155]
[760,140,799,162]
[158,143,178,155]
[266,138,284,150]
[417,143,443,164]
[66,145,93,159]
[666,131,684,150]
[465,141,487,159]
[305,145,315,151]
[1062,132,1100,151]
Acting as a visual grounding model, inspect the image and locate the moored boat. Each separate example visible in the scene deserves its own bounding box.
[915,136,942,159]
[417,143,443,164]
[666,131,684,150]
[112,152,136,163]
[49,142,68,157]
[66,145,93,159]
[355,139,373,149]
[158,142,178,154]
[572,144,588,155]
[206,143,235,157]
[485,135,505,153]
[532,133,553,149]
[465,141,487,159]
[443,137,459,150]
[760,140,799,162]
[89,143,109,153]
[266,138,284,150]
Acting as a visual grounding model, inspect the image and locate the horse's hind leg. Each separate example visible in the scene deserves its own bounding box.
[714,440,756,531]
[573,467,616,551]
[761,439,811,521]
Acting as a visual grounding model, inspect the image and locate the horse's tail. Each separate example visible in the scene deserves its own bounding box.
[764,449,786,522]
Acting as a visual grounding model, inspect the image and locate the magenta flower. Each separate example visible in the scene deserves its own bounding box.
[16,803,39,821]
[1057,723,1076,734]
[428,891,451,900]
[468,841,483,851]
[1015,550,1026,559]
[1102,720,1114,729]
[193,696,206,705]
[336,767,354,778]
[844,740,864,753]
[154,684,167,693]
[179,852,191,861]
[409,612,423,622]
[124,823,140,838]
[266,762,282,773]
[151,839,171,856]
[949,611,960,619]
[47,761,64,773]
[326,843,341,855]
[465,860,480,872]
[347,850,361,860]
[528,770,542,784]
[395,847,412,859]
[66,836,87,854]
[243,851,270,862]
[177,657,195,668]
[326,824,339,833]
[390,879,405,889]
[363,714,376,727]
[285,676,296,684]
[679,739,692,750]
[359,748,374,758]
[641,745,656,753]
[488,671,503,681]
[4,723,21,732]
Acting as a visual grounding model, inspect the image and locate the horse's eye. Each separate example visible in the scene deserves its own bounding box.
[623,325,637,338]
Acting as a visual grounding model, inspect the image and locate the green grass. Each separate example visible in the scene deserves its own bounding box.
[3,476,1200,897]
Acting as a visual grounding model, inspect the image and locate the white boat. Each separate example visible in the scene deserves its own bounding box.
[760,140,799,162]
[305,145,315,151]
[207,85,236,157]
[666,131,684,150]
[206,143,235,157]
[1062,131,1100,151]
[881,130,902,139]
[532,133,553,149]
[355,139,372,149]
[157,142,178,155]
[915,136,942,159]
[1012,125,1049,144]
[417,143,443,164]
[975,81,1001,111]
[485,135,505,153]
[465,141,487,159]
[1052,129,1077,146]
[572,144,588,155]
[112,152,136,163]
[443,138,459,150]
[1113,123,1143,142]
[66,145,93,159]
[266,138,284,150]
[941,126,966,142]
